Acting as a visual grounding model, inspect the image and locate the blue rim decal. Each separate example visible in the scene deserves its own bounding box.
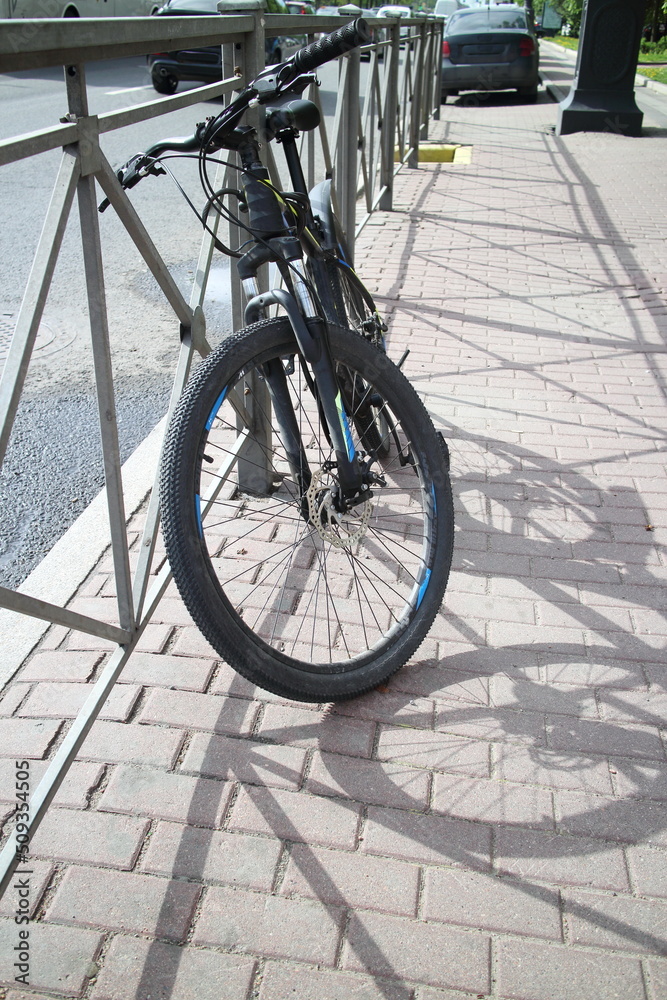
[205,387,228,431]
[431,482,437,516]
[195,493,203,539]
[335,391,356,461]
[416,568,431,609]
[337,244,351,266]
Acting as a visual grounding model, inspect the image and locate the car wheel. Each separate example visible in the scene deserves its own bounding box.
[152,73,178,95]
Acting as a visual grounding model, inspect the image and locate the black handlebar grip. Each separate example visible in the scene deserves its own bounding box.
[292,18,371,74]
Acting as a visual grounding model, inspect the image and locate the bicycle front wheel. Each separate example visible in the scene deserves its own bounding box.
[160,318,454,702]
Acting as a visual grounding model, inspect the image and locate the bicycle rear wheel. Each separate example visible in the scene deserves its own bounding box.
[160,317,454,702]
[316,255,385,347]
[309,256,391,458]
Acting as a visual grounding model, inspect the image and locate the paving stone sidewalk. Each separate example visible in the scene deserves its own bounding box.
[1,81,667,1000]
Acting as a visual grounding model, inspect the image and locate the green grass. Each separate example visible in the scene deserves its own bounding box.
[545,34,667,84]
[637,64,667,84]
[548,35,579,51]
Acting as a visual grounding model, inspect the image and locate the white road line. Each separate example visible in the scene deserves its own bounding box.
[105,85,153,95]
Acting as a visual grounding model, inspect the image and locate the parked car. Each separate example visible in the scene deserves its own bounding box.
[441,3,539,103]
[375,4,412,42]
[433,0,464,23]
[149,0,305,95]
[3,0,158,16]
[286,0,315,12]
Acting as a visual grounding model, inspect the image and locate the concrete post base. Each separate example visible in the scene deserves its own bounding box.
[556,0,647,137]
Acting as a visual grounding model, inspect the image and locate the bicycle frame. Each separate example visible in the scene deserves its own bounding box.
[230,120,366,502]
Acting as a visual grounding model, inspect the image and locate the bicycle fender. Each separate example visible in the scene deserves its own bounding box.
[309,178,337,250]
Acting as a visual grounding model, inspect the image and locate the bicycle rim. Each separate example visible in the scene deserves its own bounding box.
[160,319,453,699]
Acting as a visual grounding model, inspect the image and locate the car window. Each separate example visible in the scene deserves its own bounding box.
[447,9,527,32]
[159,0,219,12]
[377,6,411,16]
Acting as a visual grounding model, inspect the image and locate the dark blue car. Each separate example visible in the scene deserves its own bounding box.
[149,0,305,94]
[441,3,539,103]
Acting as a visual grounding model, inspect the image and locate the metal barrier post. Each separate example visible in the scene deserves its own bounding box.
[233,0,273,496]
[408,19,425,167]
[417,16,430,142]
[66,63,136,633]
[338,45,361,265]
[379,20,401,211]
[432,18,443,122]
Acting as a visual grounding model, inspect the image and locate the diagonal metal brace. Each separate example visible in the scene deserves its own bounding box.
[94,153,194,329]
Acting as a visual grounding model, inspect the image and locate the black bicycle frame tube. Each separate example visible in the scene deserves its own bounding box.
[261,357,312,497]
[281,133,309,199]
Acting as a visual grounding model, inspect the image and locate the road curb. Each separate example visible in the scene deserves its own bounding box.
[0,417,166,690]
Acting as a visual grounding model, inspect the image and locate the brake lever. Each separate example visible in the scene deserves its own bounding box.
[255,68,318,101]
[98,153,166,213]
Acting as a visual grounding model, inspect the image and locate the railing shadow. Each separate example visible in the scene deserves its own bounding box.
[37,418,665,997]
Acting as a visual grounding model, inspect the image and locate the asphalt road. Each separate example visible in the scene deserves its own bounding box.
[0,56,341,588]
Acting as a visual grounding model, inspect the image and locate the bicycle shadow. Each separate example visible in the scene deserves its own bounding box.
[48,423,666,999]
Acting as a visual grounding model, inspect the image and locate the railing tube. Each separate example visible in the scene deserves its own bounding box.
[408,18,425,167]
[379,20,401,211]
[338,45,361,266]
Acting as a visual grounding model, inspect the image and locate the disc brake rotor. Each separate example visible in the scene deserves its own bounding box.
[306,469,372,548]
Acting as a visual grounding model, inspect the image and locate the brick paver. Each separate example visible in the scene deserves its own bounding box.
[0,919,102,995]
[2,52,667,1000]
[47,866,201,939]
[280,843,420,916]
[139,820,282,889]
[90,936,256,1000]
[98,763,233,826]
[29,808,149,869]
[192,886,344,965]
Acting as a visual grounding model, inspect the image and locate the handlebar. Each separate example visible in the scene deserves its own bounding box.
[290,18,370,76]
[100,18,369,211]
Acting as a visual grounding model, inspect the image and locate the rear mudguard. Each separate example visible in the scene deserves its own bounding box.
[309,179,352,264]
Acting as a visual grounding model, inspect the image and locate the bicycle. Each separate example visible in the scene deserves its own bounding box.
[109,18,454,701]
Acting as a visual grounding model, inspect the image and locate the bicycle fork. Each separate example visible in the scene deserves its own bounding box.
[242,264,363,506]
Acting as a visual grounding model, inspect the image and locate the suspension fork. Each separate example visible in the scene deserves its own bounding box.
[260,356,311,498]
[245,280,362,498]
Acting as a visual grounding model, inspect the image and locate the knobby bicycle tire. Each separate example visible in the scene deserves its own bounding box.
[160,317,454,701]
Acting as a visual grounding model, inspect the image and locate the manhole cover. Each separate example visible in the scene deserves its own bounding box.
[0,312,72,371]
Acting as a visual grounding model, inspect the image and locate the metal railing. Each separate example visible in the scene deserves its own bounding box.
[0,7,443,896]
